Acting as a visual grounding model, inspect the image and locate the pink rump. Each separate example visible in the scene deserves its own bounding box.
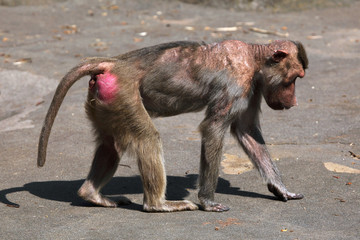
[96,71,118,102]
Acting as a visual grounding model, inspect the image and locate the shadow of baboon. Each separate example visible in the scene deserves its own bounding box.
[0,174,275,210]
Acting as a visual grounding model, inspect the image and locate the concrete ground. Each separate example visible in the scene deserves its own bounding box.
[0,0,359,239]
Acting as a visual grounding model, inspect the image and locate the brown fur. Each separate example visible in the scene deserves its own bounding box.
[38,40,308,212]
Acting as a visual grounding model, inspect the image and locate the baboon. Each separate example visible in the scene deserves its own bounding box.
[38,40,308,212]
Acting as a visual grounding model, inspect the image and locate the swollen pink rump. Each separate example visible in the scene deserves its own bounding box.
[96,71,118,103]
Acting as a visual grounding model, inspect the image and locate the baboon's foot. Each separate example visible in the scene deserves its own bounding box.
[78,183,117,207]
[200,199,230,212]
[267,183,304,202]
[143,200,198,212]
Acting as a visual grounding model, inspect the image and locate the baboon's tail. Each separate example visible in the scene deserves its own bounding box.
[37,58,118,167]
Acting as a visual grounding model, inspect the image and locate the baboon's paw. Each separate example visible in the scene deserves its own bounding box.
[143,200,198,212]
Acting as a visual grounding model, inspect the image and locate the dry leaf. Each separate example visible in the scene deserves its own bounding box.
[215,218,242,229]
[349,151,360,160]
[249,27,289,37]
[335,198,346,202]
[6,204,20,208]
[221,153,253,174]
[307,35,322,40]
[91,39,106,47]
[53,35,62,40]
[215,27,238,32]
[324,162,360,174]
[62,25,78,34]
[204,218,241,231]
[236,21,255,26]
[186,137,199,141]
[91,39,108,51]
[133,37,143,43]
[36,100,45,106]
[109,5,119,10]
[0,53,11,58]
[119,164,131,169]
[13,58,32,66]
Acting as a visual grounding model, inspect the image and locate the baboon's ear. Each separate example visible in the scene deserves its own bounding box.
[272,50,288,62]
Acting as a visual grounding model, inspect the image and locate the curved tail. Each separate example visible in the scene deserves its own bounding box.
[37,57,118,167]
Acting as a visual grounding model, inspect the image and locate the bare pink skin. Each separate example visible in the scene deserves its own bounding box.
[95,71,118,103]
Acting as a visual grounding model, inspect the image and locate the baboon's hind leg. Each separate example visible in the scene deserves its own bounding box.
[78,139,130,207]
